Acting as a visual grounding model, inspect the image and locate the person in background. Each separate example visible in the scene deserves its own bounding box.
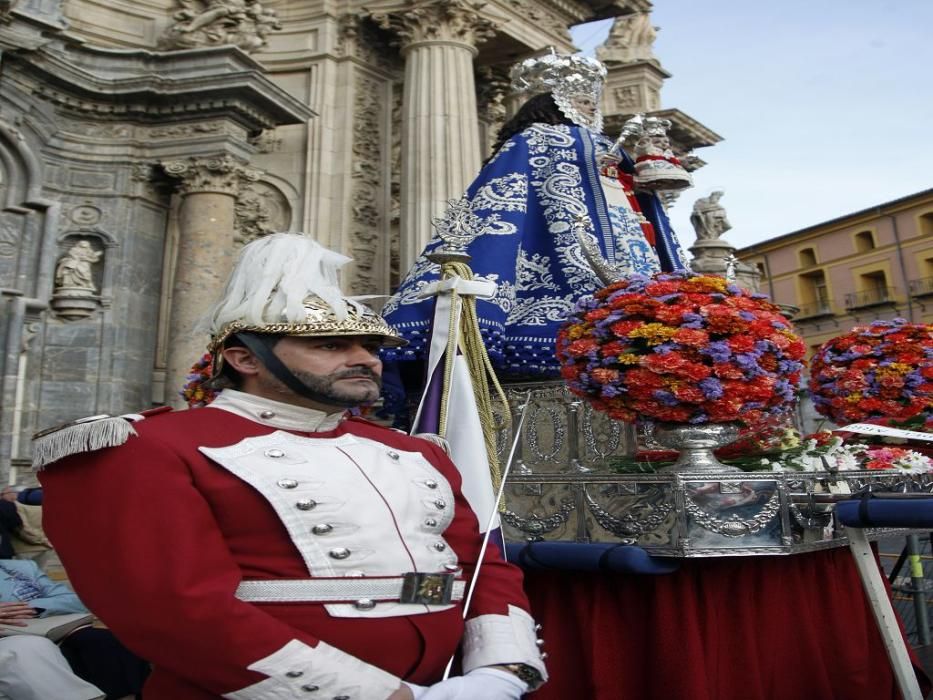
[0,558,149,699]
[0,487,52,570]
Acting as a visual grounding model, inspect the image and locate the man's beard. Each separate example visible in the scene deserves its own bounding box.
[266,367,382,408]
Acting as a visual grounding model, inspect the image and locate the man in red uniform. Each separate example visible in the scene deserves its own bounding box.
[34,234,547,700]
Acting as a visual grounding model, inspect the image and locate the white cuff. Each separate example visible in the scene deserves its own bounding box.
[462,605,547,687]
[223,639,402,699]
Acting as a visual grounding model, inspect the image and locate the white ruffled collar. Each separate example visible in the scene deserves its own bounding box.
[208,389,346,433]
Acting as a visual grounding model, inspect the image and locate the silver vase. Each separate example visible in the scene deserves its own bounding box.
[653,422,742,474]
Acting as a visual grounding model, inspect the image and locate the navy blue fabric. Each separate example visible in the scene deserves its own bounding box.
[837,498,933,528]
[505,541,680,575]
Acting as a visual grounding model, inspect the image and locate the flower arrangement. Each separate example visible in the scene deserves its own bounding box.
[761,432,932,474]
[808,319,933,427]
[180,353,217,408]
[557,272,806,425]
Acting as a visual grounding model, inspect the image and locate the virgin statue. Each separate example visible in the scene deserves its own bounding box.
[382,51,688,378]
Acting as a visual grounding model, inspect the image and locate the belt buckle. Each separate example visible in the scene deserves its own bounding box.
[400,572,455,605]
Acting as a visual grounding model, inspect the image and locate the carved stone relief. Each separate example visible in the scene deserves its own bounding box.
[234,180,291,247]
[367,0,498,50]
[336,15,401,76]
[613,85,639,111]
[347,73,386,295]
[476,65,509,156]
[388,81,402,288]
[508,0,571,43]
[158,0,281,53]
[161,155,260,196]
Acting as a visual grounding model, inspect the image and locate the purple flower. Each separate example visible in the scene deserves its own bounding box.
[701,341,731,363]
[652,390,679,406]
[738,311,757,321]
[699,377,724,399]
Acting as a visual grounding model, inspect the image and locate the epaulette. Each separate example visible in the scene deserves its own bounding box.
[31,406,174,470]
[411,432,451,455]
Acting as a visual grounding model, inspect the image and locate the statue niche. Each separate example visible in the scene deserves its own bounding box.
[50,236,104,321]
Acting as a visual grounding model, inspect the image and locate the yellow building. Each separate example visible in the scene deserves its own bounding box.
[738,188,933,357]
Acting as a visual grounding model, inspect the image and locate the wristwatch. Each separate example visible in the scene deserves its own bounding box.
[502,663,544,688]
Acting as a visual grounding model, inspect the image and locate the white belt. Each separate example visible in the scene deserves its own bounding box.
[235,573,465,605]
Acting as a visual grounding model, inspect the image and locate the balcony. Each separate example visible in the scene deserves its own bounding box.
[909,277,933,298]
[795,302,835,320]
[844,286,897,310]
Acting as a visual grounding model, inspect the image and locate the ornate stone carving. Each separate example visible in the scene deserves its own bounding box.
[336,14,401,75]
[248,129,282,153]
[508,0,571,43]
[388,81,403,288]
[596,11,658,65]
[50,238,103,320]
[348,74,385,294]
[0,221,18,258]
[158,0,281,53]
[0,1,19,23]
[613,85,639,110]
[476,65,509,155]
[68,204,102,227]
[150,122,225,139]
[161,155,260,197]
[690,190,732,242]
[234,180,291,247]
[367,0,498,51]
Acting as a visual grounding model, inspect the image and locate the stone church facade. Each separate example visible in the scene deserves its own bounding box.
[0,0,717,483]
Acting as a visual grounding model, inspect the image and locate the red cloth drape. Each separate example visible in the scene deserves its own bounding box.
[523,547,929,700]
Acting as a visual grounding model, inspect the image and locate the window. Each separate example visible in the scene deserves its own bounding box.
[798,270,831,316]
[846,271,891,308]
[854,231,875,253]
[798,248,817,267]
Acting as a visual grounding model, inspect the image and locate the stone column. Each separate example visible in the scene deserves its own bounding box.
[370,1,498,271]
[161,155,259,405]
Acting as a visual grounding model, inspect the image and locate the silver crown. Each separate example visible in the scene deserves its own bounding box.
[510,49,607,132]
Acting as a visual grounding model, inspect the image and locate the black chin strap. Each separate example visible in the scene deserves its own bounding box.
[233,333,352,408]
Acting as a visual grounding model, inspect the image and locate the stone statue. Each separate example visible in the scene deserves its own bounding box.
[690,190,732,241]
[158,0,281,53]
[596,11,658,64]
[54,240,102,293]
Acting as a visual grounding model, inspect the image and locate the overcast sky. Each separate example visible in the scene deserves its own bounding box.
[570,0,933,250]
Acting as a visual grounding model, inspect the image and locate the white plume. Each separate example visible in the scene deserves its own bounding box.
[200,233,352,334]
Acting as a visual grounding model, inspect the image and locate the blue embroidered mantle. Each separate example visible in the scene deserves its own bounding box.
[382,123,688,376]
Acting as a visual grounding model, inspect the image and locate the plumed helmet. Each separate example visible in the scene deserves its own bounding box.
[201,232,406,354]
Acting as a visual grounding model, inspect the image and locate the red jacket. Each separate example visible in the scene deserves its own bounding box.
[39,403,538,699]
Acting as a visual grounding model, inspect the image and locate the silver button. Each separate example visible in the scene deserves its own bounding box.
[285,670,303,678]
[311,523,333,535]
[387,451,400,460]
[328,547,351,559]
[260,410,276,419]
[433,542,447,551]
[300,684,319,692]
[277,479,298,489]
[443,563,460,572]
[536,638,545,647]
[334,696,350,700]
[296,499,317,511]
[265,448,286,458]
[425,479,438,489]
[540,652,549,660]
[433,499,447,510]
[535,624,543,632]
[354,598,376,610]
[424,518,438,527]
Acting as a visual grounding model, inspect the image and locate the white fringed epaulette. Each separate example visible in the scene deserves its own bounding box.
[31,413,148,470]
[412,432,451,456]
